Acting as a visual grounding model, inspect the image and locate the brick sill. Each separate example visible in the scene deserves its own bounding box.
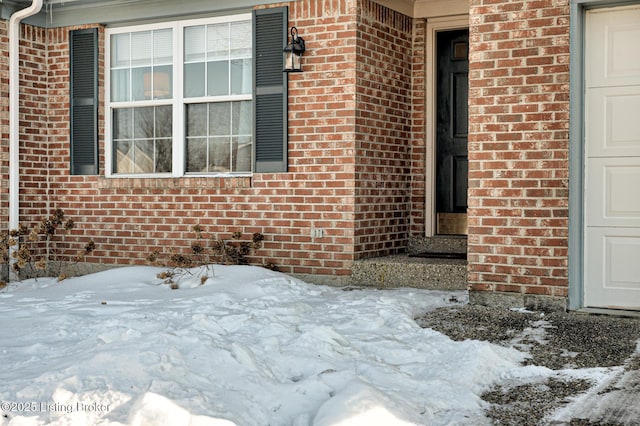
[97,175,252,190]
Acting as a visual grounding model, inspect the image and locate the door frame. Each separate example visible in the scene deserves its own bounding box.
[568,0,640,311]
[425,15,469,237]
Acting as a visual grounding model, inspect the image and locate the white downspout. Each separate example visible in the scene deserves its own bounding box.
[9,0,43,275]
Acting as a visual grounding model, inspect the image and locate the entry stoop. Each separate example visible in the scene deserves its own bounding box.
[349,236,468,290]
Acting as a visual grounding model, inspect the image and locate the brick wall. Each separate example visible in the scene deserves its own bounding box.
[0,22,8,231]
[467,0,571,298]
[11,24,49,231]
[4,1,376,282]
[409,18,427,236]
[277,0,358,275]
[3,0,577,294]
[354,0,414,258]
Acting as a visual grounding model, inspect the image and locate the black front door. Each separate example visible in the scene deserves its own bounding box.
[436,29,469,235]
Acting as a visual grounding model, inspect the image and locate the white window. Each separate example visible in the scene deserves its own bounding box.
[105,14,253,177]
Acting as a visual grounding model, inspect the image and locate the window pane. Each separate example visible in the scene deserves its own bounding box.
[207,23,229,60]
[147,66,172,100]
[113,108,132,139]
[184,62,205,98]
[209,137,231,172]
[207,61,229,96]
[156,139,173,172]
[230,20,251,59]
[115,140,133,173]
[132,66,151,101]
[131,31,152,67]
[230,58,252,95]
[133,140,154,173]
[111,33,130,68]
[154,29,173,65]
[186,138,207,172]
[111,69,130,102]
[185,26,206,62]
[186,103,207,136]
[155,105,173,137]
[233,136,252,172]
[209,102,231,136]
[185,101,251,173]
[232,101,252,135]
[113,106,173,174]
[133,107,154,138]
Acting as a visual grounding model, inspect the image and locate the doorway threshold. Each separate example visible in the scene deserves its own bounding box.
[409,251,467,260]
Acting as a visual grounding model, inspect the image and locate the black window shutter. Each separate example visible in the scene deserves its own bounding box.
[253,7,288,173]
[70,28,98,175]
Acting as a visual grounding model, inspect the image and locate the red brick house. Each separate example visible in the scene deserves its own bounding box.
[2,0,640,313]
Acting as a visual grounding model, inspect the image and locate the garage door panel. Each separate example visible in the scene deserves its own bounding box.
[586,87,640,157]
[585,228,640,309]
[586,158,640,226]
[586,6,640,87]
[584,5,640,311]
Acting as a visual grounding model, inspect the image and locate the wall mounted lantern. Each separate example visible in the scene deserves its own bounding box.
[283,26,305,72]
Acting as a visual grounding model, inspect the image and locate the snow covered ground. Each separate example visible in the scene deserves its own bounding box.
[0,265,626,425]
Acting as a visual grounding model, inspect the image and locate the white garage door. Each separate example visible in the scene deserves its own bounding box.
[584,5,640,310]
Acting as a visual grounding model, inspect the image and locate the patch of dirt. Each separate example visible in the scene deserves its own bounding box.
[527,314,640,370]
[625,355,640,372]
[416,305,640,370]
[482,377,593,426]
[416,304,539,344]
[415,305,640,425]
[568,420,625,426]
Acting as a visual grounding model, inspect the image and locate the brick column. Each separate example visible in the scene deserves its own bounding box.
[467,0,571,300]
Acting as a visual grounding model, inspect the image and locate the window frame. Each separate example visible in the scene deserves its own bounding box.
[105,13,254,178]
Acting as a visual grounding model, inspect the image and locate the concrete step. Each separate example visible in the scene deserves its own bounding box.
[408,235,467,256]
[349,254,467,290]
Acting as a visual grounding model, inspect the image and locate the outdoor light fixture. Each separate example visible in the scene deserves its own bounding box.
[283,26,305,72]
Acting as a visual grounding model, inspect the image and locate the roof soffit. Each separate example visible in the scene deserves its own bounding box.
[373,0,469,18]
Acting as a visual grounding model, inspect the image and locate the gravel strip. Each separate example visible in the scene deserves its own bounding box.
[415,304,640,425]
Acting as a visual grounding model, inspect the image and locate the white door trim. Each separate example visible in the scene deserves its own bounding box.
[425,15,469,236]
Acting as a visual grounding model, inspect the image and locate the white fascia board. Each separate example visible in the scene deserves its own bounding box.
[20,0,297,28]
